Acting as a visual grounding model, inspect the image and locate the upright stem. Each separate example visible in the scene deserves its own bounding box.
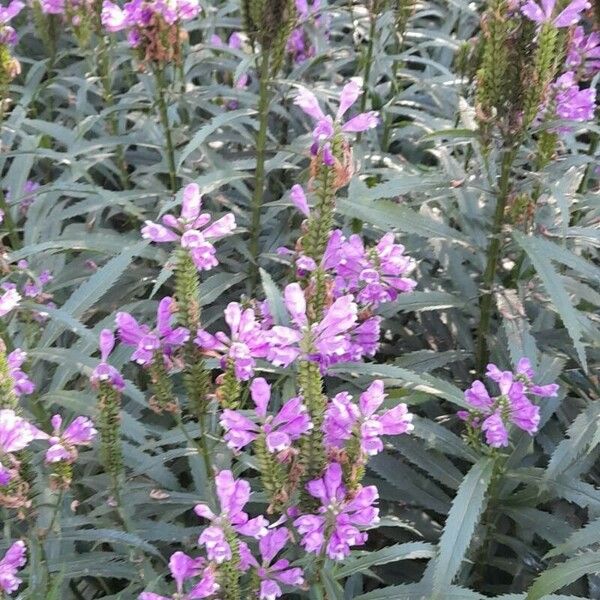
[154,66,177,193]
[0,188,20,249]
[248,50,272,290]
[475,148,517,374]
[356,12,377,143]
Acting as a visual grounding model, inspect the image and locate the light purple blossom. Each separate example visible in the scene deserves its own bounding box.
[139,551,219,600]
[141,184,236,272]
[0,0,24,46]
[7,350,35,396]
[289,184,310,217]
[0,289,20,317]
[0,410,46,455]
[194,303,269,381]
[266,283,358,369]
[324,380,413,455]
[461,360,557,448]
[521,0,590,26]
[45,414,97,464]
[91,329,125,391]
[294,81,379,151]
[0,540,26,594]
[324,230,417,307]
[551,71,596,122]
[567,27,600,76]
[116,297,189,367]
[195,470,268,564]
[294,462,379,560]
[243,528,305,599]
[220,377,312,453]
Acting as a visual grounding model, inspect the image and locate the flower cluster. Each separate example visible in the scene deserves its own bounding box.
[0,0,23,47]
[520,0,589,27]
[460,358,559,448]
[0,540,26,595]
[102,0,200,62]
[116,297,189,367]
[550,71,596,123]
[567,26,600,78]
[142,183,236,273]
[91,330,125,391]
[287,0,329,64]
[6,349,35,397]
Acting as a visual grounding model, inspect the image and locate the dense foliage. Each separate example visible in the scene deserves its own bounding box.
[0,0,599,598]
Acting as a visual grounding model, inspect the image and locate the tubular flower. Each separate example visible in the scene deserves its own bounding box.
[0,289,20,317]
[294,462,379,560]
[45,415,97,464]
[141,184,236,272]
[0,0,23,46]
[220,377,312,453]
[567,26,600,76]
[0,540,26,595]
[294,81,379,153]
[194,303,270,381]
[323,380,414,456]
[551,71,596,122]
[194,471,268,563]
[266,283,358,369]
[91,330,125,391]
[520,0,590,26]
[6,350,34,397]
[243,528,305,599]
[139,551,219,600]
[460,360,558,447]
[116,297,189,367]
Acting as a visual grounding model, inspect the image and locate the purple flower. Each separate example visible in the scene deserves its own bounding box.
[294,463,379,560]
[0,0,24,46]
[102,0,199,34]
[139,552,219,600]
[567,27,600,76]
[195,471,268,563]
[91,329,125,390]
[141,184,236,272]
[116,297,189,367]
[324,380,413,455]
[0,410,46,454]
[266,283,358,369]
[294,81,379,149]
[462,361,557,447]
[521,0,590,26]
[220,377,312,453]
[7,350,34,396]
[289,184,310,217]
[243,528,305,599]
[0,289,20,317]
[551,71,596,122]
[0,541,26,594]
[324,230,416,307]
[45,414,97,464]
[194,303,269,381]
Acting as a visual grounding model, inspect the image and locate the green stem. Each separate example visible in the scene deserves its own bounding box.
[154,66,177,193]
[356,11,377,143]
[0,188,20,249]
[474,148,517,375]
[248,50,272,290]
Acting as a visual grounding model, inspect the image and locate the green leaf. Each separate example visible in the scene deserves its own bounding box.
[545,516,600,559]
[431,457,495,599]
[260,267,289,326]
[336,543,435,578]
[514,231,588,371]
[355,584,485,599]
[526,551,600,600]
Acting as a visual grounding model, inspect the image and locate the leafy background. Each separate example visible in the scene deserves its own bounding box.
[1,0,599,598]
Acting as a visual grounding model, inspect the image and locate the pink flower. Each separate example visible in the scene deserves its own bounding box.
[294,81,379,150]
[45,414,97,464]
[0,289,20,317]
[294,463,379,560]
[243,528,305,599]
[7,350,34,396]
[567,27,600,76]
[0,540,26,594]
[91,329,125,391]
[194,303,269,381]
[521,0,590,27]
[0,410,46,454]
[220,378,312,453]
[551,71,596,122]
[139,551,219,600]
[195,471,268,563]
[116,297,189,367]
[289,184,310,216]
[141,184,236,272]
[324,380,413,455]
